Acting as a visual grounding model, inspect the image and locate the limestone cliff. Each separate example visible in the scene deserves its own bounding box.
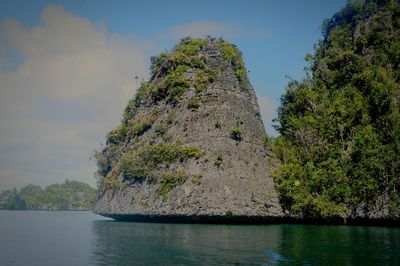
[94,37,283,221]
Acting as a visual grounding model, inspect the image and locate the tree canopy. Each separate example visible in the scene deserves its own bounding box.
[0,180,97,210]
[273,0,400,219]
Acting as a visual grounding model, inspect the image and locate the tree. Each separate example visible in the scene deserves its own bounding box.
[273,0,400,219]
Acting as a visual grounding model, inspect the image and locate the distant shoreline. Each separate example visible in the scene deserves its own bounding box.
[0,180,97,211]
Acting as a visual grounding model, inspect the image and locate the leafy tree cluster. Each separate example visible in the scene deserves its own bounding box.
[273,0,400,219]
[0,180,97,210]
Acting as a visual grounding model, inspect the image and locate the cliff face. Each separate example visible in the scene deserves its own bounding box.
[94,37,282,220]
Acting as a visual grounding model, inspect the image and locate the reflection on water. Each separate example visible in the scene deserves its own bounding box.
[277,225,400,265]
[91,221,400,265]
[90,221,281,265]
[0,211,399,265]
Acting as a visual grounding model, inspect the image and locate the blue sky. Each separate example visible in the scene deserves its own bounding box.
[0,0,347,189]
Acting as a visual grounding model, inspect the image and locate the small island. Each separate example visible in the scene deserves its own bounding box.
[94,0,400,224]
[0,180,97,210]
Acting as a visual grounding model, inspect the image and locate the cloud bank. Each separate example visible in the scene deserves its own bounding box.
[0,5,151,189]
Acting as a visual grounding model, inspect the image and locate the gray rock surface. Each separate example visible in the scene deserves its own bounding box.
[93,37,283,220]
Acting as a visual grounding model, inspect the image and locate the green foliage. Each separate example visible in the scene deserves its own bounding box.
[138,143,203,166]
[157,172,187,199]
[187,97,200,110]
[214,121,221,129]
[132,114,157,136]
[94,150,110,177]
[123,81,151,122]
[181,146,204,159]
[216,39,247,89]
[0,180,97,210]
[18,185,44,209]
[150,65,191,103]
[273,0,400,218]
[193,69,219,93]
[106,124,128,145]
[214,153,223,167]
[151,65,192,103]
[262,136,271,149]
[120,152,152,181]
[150,51,168,78]
[154,123,167,136]
[0,188,22,209]
[119,143,203,183]
[167,86,187,102]
[225,209,234,217]
[148,37,211,104]
[147,37,219,104]
[230,127,243,141]
[166,114,175,125]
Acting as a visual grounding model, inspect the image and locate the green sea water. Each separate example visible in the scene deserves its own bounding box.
[0,211,398,265]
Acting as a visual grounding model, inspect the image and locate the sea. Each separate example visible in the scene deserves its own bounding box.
[0,210,399,265]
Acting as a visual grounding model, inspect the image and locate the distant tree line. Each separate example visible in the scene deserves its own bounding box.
[0,180,97,210]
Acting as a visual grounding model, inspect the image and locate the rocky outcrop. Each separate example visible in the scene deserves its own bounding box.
[93,37,283,221]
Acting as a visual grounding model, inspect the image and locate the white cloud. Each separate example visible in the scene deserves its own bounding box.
[0,5,153,189]
[168,21,271,39]
[255,91,278,136]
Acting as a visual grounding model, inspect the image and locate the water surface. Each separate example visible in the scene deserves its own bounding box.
[0,211,399,265]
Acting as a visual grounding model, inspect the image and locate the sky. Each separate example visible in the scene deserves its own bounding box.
[0,0,347,190]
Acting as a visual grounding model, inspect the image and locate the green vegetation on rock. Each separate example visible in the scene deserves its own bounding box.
[187,97,201,110]
[154,123,167,136]
[123,81,151,123]
[132,114,157,136]
[214,153,223,167]
[106,124,128,145]
[120,142,203,182]
[273,0,400,219]
[138,143,203,166]
[120,152,152,182]
[157,172,188,199]
[215,39,247,89]
[0,180,97,210]
[148,37,217,104]
[230,127,243,141]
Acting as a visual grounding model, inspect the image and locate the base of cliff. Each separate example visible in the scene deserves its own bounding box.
[96,213,282,224]
[95,212,399,226]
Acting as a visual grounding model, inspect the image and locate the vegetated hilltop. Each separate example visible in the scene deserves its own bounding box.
[0,180,97,210]
[94,37,282,221]
[273,0,400,220]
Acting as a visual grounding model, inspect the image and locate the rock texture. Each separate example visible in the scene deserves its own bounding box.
[93,37,283,221]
